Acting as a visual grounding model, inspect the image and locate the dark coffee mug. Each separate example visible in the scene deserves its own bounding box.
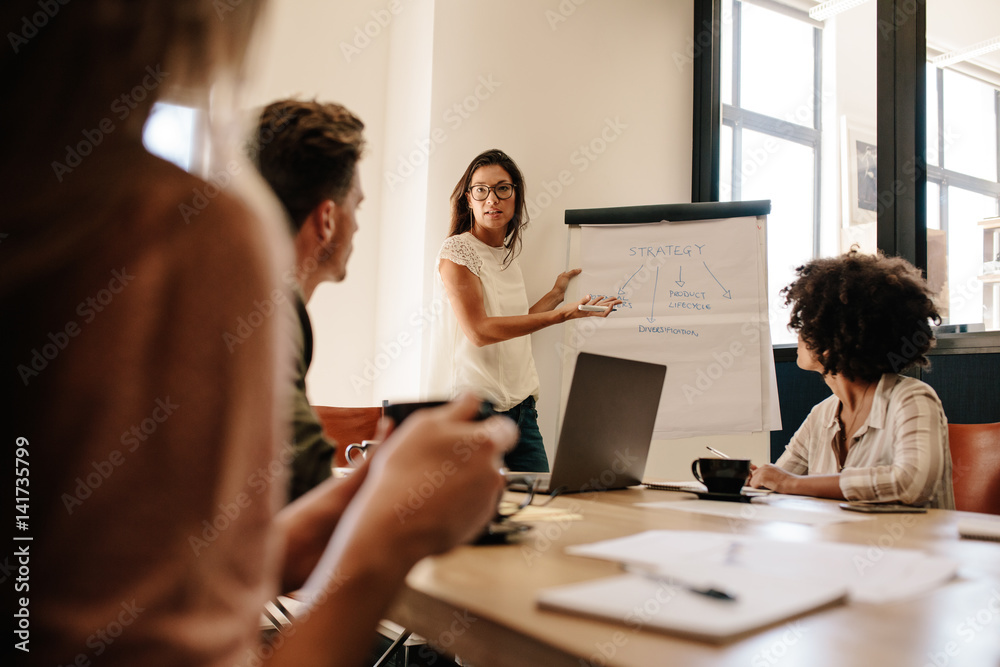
[382,400,448,426]
[383,399,494,426]
[691,457,751,495]
[343,402,450,468]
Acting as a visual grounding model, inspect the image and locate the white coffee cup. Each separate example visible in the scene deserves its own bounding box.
[345,439,379,466]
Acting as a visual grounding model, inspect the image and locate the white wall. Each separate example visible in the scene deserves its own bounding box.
[371,0,436,405]
[832,1,877,140]
[245,0,399,407]
[244,0,772,477]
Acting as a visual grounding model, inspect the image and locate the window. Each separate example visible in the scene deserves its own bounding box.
[925,66,1000,330]
[699,0,1000,338]
[143,102,200,172]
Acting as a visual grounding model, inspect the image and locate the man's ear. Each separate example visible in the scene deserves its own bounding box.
[306,199,337,242]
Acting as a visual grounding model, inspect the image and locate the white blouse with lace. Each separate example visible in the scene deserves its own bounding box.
[427,232,540,412]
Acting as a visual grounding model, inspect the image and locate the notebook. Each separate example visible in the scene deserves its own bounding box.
[643,480,772,496]
[958,517,1000,542]
[507,352,666,494]
[537,566,848,643]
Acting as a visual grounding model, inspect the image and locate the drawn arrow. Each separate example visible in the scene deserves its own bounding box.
[703,261,732,299]
[647,266,660,322]
[619,263,644,296]
[675,266,685,287]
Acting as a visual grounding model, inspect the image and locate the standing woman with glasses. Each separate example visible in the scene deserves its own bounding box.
[428,149,621,472]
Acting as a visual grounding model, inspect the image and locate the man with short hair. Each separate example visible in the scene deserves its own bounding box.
[251,99,366,500]
[248,99,513,665]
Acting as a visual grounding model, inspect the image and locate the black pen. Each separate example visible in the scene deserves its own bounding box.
[622,564,738,602]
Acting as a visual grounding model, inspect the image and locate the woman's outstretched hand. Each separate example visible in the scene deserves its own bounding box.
[564,294,623,320]
[545,268,623,320]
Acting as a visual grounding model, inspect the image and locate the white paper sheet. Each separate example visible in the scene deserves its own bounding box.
[565,530,959,604]
[538,567,847,643]
[636,499,872,526]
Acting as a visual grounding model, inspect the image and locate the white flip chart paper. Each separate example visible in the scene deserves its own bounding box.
[574,217,779,437]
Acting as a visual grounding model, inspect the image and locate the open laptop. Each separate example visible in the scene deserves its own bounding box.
[507,352,666,494]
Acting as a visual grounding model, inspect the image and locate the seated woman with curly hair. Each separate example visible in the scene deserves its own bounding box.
[749,250,955,508]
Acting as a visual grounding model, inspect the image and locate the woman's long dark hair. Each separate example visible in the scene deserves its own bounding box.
[448,149,528,267]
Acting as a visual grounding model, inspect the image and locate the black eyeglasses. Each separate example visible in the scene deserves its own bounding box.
[474,476,564,545]
[495,476,561,520]
[469,183,515,201]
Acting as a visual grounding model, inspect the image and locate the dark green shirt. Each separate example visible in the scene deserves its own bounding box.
[288,293,335,501]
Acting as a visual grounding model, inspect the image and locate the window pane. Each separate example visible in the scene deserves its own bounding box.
[721,0,734,106]
[926,67,940,167]
[739,130,815,344]
[143,102,197,172]
[739,3,815,126]
[985,219,1000,331]
[720,123,733,202]
[942,187,998,327]
[926,181,946,315]
[942,70,998,181]
[927,180,941,231]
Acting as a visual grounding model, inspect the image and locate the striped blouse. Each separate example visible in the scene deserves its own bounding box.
[776,373,955,509]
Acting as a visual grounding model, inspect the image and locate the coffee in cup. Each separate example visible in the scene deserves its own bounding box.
[691,457,751,495]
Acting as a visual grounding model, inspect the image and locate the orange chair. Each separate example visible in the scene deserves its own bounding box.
[949,422,1000,515]
[313,406,383,468]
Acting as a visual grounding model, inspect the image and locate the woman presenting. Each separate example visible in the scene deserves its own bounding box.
[749,250,954,508]
[429,149,620,472]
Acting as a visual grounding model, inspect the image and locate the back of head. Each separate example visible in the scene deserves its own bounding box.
[783,249,941,381]
[3,4,286,665]
[250,99,365,232]
[1,0,262,194]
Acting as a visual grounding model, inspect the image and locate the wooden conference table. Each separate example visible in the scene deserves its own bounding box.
[385,487,1000,667]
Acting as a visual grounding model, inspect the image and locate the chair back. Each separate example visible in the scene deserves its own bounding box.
[949,422,1000,515]
[313,406,383,468]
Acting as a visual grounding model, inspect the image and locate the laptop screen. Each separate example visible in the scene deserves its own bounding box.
[547,352,666,494]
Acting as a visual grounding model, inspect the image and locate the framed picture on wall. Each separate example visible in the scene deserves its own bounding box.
[840,116,878,228]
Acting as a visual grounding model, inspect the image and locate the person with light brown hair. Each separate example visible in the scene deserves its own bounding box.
[2,4,514,666]
[749,250,954,508]
[250,99,367,501]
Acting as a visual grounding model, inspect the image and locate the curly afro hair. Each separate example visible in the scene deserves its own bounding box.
[782,250,941,382]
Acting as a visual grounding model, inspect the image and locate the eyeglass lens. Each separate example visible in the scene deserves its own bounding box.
[470,183,514,200]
